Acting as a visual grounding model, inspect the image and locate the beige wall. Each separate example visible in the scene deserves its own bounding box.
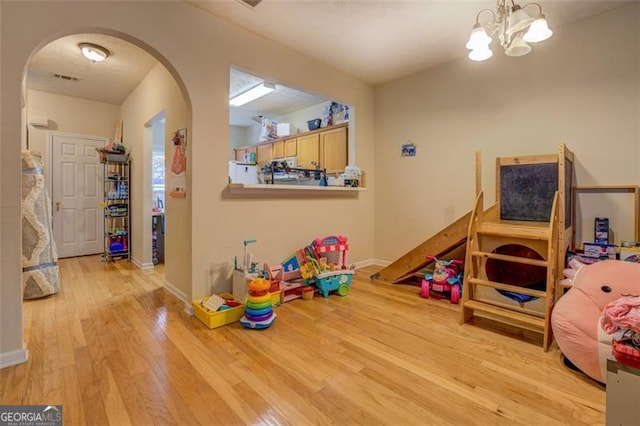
[0,1,375,360]
[120,62,191,294]
[26,90,120,181]
[276,101,330,136]
[374,4,640,261]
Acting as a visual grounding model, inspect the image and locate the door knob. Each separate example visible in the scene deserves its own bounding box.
[55,201,60,212]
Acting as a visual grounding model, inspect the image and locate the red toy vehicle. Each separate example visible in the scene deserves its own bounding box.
[420,256,463,304]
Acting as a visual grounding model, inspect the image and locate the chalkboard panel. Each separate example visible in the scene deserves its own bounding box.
[500,163,558,222]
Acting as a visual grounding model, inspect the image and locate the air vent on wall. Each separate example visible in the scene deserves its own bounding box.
[53,73,79,82]
[239,0,263,8]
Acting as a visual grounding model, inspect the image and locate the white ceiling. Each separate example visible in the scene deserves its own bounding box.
[230,67,328,126]
[27,33,157,105]
[26,1,632,121]
[26,34,327,126]
[190,0,631,84]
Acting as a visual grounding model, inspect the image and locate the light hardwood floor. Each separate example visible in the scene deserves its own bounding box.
[1,256,605,425]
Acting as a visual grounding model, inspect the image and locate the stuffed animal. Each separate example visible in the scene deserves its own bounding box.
[551,259,640,383]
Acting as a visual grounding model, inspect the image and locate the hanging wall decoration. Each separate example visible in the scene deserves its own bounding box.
[169,128,187,197]
[401,141,416,157]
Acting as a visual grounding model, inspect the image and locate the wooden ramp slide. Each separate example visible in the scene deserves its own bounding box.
[370,212,473,285]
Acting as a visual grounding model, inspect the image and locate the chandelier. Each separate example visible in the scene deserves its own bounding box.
[466,0,553,61]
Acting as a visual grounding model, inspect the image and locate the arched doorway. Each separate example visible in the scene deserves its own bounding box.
[18,28,192,358]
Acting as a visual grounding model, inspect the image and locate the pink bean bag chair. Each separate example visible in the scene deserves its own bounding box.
[551,259,640,383]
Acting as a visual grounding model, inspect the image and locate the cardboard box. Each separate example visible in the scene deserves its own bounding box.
[583,242,617,260]
[192,293,245,329]
[620,242,640,262]
[595,217,610,244]
[277,123,298,137]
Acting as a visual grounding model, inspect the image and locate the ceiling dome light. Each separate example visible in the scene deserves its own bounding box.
[79,43,110,62]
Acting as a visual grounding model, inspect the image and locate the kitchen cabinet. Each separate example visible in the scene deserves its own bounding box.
[235,146,256,162]
[320,126,347,173]
[233,123,347,172]
[256,143,273,165]
[270,138,296,159]
[273,140,284,159]
[284,138,297,157]
[296,133,320,169]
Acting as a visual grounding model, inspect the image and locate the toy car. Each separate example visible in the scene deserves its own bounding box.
[421,256,463,304]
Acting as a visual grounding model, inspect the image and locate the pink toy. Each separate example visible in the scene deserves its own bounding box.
[551,259,640,383]
[421,256,463,304]
[311,235,349,268]
[601,296,640,334]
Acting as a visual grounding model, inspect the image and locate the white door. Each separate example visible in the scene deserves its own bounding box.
[51,133,106,258]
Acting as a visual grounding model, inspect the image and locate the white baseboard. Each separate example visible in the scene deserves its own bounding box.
[0,345,29,369]
[131,257,154,270]
[184,304,194,316]
[163,279,193,316]
[353,258,390,268]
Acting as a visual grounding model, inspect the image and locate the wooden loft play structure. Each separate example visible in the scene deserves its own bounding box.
[370,154,483,285]
[372,145,574,351]
[369,213,469,285]
[461,144,574,351]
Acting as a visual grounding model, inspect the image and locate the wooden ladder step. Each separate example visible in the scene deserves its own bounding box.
[462,300,545,331]
[468,278,547,299]
[478,222,551,240]
[470,251,548,267]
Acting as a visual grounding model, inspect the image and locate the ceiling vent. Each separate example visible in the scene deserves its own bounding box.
[53,73,79,82]
[238,0,263,8]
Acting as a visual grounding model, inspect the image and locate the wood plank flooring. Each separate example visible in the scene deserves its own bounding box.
[0,256,605,425]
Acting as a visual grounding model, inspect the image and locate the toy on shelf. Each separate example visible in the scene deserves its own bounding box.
[240,277,276,329]
[421,256,463,304]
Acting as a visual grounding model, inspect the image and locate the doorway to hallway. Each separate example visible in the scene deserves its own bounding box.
[50,132,107,258]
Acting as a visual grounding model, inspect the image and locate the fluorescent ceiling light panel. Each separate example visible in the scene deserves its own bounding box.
[230,82,275,106]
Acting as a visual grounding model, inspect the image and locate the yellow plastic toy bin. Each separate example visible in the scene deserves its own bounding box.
[192,292,245,329]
